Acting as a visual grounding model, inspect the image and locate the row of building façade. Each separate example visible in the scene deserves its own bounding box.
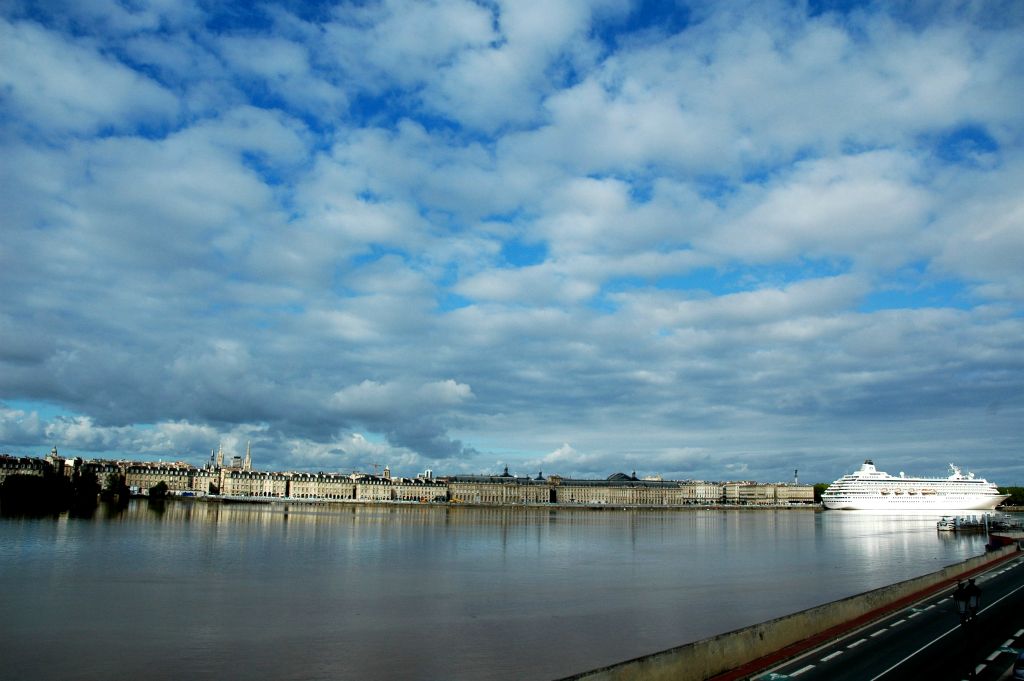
[1,446,816,507]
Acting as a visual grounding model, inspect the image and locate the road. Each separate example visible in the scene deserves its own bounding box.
[754,552,1024,681]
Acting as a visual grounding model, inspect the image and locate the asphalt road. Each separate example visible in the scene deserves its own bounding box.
[754,552,1024,681]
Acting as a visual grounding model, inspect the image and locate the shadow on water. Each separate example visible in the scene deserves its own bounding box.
[146,498,167,516]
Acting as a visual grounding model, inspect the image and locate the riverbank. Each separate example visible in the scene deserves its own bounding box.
[148,494,822,512]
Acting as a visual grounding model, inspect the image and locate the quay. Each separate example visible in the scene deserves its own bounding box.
[560,538,1024,681]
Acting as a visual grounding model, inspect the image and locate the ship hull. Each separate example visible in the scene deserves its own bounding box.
[822,494,1009,511]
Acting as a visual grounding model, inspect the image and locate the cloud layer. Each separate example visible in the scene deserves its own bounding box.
[1,0,1022,484]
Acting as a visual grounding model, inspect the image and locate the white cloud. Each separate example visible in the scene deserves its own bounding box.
[1,2,1023,483]
[324,0,497,89]
[331,379,474,420]
[705,152,932,267]
[218,36,347,117]
[0,18,179,136]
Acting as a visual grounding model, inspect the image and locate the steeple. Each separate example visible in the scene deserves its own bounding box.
[244,441,252,472]
[216,443,224,468]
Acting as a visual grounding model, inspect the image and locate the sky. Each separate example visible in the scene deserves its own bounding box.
[1,0,1022,485]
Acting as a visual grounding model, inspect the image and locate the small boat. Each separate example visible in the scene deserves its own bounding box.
[937,515,988,532]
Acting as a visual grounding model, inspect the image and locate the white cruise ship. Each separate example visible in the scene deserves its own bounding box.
[821,460,1008,511]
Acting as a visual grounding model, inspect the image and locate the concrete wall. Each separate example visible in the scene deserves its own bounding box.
[563,544,1019,681]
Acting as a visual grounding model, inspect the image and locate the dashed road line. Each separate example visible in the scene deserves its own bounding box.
[790,664,815,677]
[848,638,867,649]
[1003,639,1016,647]
[908,611,921,618]
[870,629,887,638]
[821,651,843,662]
[987,651,1001,661]
[1016,628,1024,637]
[975,663,986,674]
[891,619,906,626]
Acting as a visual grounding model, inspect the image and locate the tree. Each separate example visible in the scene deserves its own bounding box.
[998,487,1024,506]
[149,481,169,499]
[69,469,100,515]
[102,471,131,507]
[0,473,69,515]
[813,483,829,503]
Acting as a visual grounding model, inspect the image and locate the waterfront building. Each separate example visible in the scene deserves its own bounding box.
[0,454,51,484]
[126,463,209,495]
[6,448,818,508]
[392,479,447,502]
[220,470,290,498]
[446,467,552,504]
[288,471,357,500]
[356,477,393,501]
[724,482,816,505]
[775,484,815,504]
[552,474,720,506]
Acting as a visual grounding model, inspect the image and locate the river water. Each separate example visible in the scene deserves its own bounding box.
[0,501,1003,680]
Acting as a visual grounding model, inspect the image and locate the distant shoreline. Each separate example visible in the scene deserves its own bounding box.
[148,495,821,511]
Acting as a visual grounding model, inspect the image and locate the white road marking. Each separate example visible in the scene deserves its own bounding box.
[891,619,906,626]
[987,651,1001,661]
[821,651,844,662]
[924,604,936,610]
[1004,639,1016,647]
[848,639,867,648]
[867,623,970,681]
[791,664,815,677]
[1016,629,1024,637]
[975,663,986,674]
[908,611,920,618]
[870,628,887,637]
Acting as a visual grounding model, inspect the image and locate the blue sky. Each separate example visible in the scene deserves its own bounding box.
[1,0,1022,484]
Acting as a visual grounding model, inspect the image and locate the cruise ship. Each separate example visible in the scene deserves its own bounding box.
[821,460,1008,511]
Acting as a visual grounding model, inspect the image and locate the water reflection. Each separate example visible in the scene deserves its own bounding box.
[0,502,1013,681]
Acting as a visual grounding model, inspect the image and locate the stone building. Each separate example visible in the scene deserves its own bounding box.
[0,454,51,484]
[392,479,448,502]
[285,472,357,500]
[724,482,816,505]
[220,470,290,498]
[126,463,206,495]
[355,477,393,501]
[446,467,551,504]
[11,446,817,508]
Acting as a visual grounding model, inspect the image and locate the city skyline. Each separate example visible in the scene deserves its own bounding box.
[1,1,1022,485]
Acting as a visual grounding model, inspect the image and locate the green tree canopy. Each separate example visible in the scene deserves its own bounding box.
[998,487,1024,506]
[149,481,169,499]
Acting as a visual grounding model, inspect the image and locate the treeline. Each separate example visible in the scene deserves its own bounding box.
[999,487,1024,506]
[0,470,130,516]
[0,470,98,515]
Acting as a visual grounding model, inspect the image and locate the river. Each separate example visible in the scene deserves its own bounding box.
[0,501,1002,680]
